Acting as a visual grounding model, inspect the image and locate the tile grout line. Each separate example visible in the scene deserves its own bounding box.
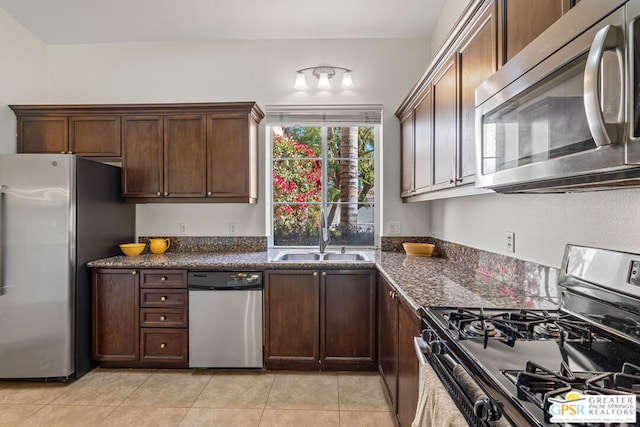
[256,372,276,427]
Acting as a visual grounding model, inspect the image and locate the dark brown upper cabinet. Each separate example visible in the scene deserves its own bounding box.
[11,103,263,204]
[499,0,576,64]
[12,107,121,157]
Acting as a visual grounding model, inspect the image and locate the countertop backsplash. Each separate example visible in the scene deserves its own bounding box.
[138,236,267,253]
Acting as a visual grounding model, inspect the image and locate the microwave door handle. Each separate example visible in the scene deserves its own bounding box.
[584,24,624,147]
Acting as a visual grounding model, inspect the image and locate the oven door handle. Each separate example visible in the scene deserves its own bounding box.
[584,24,624,147]
[414,336,458,370]
[414,336,429,366]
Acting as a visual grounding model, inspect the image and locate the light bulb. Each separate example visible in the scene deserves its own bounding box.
[294,71,307,90]
[317,71,331,89]
[341,71,354,89]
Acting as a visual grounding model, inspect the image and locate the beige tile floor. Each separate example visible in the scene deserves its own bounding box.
[0,369,397,427]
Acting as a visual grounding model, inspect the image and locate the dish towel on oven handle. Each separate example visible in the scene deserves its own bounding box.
[412,361,468,427]
[452,364,512,427]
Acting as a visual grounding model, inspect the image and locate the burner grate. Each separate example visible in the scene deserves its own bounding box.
[445,307,605,348]
[507,361,640,423]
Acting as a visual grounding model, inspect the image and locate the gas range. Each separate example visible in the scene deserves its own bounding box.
[418,245,640,426]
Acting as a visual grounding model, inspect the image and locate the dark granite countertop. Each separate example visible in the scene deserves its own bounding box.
[88,250,559,313]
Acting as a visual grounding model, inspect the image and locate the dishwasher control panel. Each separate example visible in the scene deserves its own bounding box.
[188,271,263,290]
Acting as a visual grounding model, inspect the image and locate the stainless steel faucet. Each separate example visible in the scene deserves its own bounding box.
[319,208,330,253]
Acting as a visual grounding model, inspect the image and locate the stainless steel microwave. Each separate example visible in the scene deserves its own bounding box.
[475,0,640,192]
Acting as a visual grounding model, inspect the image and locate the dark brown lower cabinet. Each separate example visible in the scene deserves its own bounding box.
[378,274,421,427]
[93,268,139,362]
[92,268,188,367]
[265,269,377,370]
[264,270,320,369]
[397,296,421,427]
[378,275,399,409]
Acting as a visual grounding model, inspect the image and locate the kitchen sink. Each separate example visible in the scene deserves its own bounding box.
[270,250,373,263]
[275,253,322,261]
[322,253,367,261]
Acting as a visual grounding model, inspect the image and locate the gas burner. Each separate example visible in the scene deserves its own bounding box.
[533,322,561,339]
[507,361,601,423]
[503,361,640,423]
[465,320,498,337]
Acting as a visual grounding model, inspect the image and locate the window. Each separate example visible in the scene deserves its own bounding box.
[267,106,381,248]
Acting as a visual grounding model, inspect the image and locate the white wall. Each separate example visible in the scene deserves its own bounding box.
[0,9,47,153]
[46,38,432,239]
[430,0,471,57]
[425,1,640,268]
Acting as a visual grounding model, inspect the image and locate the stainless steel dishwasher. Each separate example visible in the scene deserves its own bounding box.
[188,271,263,368]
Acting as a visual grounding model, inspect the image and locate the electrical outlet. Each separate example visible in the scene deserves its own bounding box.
[629,261,640,286]
[388,222,401,235]
[506,231,515,253]
[179,223,187,235]
[229,222,238,235]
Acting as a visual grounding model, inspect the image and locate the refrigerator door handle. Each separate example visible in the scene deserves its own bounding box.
[0,185,4,295]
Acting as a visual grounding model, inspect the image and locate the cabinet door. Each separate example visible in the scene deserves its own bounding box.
[18,117,68,154]
[400,110,415,197]
[431,55,458,191]
[413,88,432,194]
[122,116,164,197]
[264,270,320,369]
[207,114,258,201]
[321,270,376,370]
[378,275,399,410]
[70,116,121,156]
[164,115,207,198]
[397,300,421,427]
[457,1,497,184]
[92,269,139,362]
[500,0,570,64]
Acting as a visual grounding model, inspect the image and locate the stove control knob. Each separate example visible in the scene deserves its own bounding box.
[474,398,501,421]
[428,340,444,355]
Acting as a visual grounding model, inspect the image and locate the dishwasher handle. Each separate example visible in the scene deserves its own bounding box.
[188,283,263,291]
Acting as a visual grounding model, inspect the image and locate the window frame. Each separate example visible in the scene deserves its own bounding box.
[265,106,381,249]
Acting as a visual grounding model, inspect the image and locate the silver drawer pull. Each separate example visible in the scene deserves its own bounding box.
[160,316,166,321]
[160,296,167,302]
[160,343,166,349]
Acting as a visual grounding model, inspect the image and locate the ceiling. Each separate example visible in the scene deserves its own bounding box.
[0,0,446,44]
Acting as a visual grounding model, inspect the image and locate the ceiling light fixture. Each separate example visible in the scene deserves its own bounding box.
[293,66,354,90]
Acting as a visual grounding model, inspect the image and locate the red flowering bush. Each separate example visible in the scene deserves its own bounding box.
[273,134,322,244]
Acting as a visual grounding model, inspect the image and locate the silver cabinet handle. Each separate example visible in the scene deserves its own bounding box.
[0,185,4,296]
[584,24,624,147]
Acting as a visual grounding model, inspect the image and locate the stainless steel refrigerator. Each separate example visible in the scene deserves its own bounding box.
[0,154,135,380]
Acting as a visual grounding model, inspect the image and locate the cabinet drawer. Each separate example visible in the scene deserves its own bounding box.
[140,328,188,363]
[140,308,188,328]
[140,289,187,308]
[140,270,187,288]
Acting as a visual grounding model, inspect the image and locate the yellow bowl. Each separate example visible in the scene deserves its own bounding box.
[119,243,146,256]
[403,242,435,257]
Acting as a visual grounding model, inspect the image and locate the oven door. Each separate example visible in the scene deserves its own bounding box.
[414,332,511,427]
[475,3,633,192]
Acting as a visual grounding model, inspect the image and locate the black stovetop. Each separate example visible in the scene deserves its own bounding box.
[424,305,640,425]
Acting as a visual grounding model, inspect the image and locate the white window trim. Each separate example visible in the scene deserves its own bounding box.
[265,105,382,249]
